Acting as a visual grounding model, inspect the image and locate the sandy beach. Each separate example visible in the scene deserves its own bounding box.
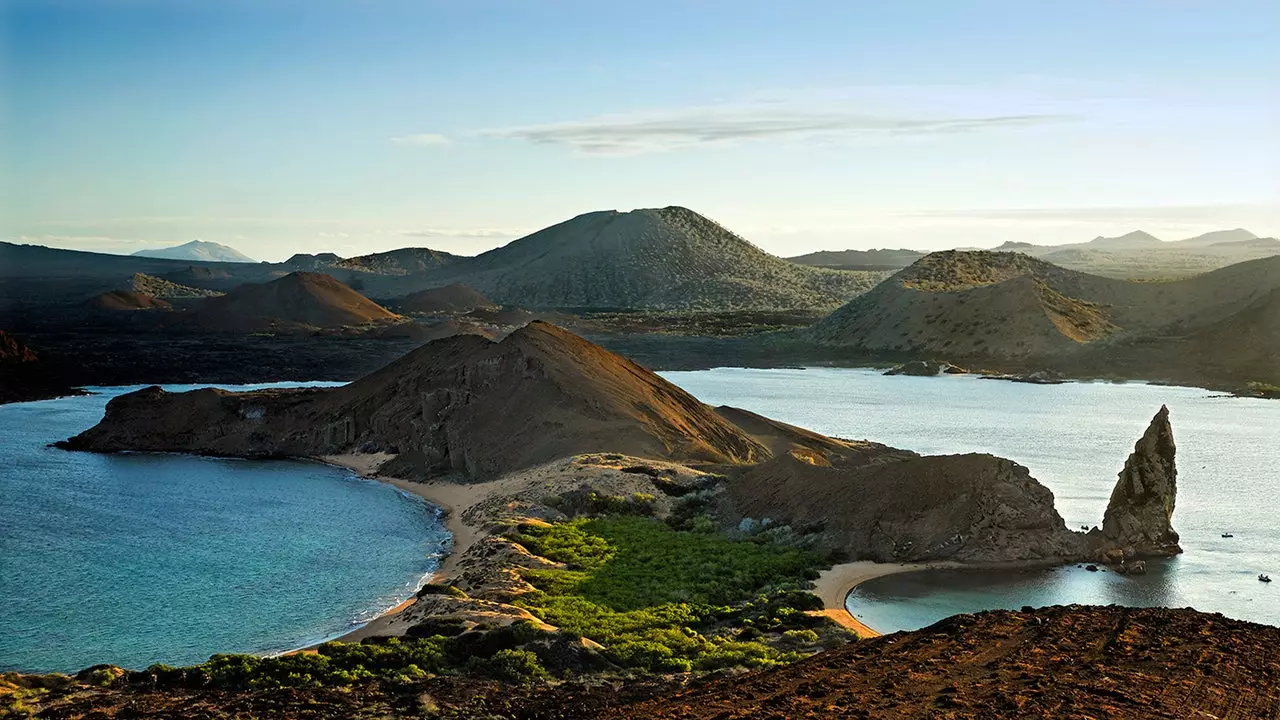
[315,453,528,643]
[810,560,961,637]
[318,453,960,643]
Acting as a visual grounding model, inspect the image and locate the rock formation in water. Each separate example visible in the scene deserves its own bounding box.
[727,450,1087,563]
[1096,405,1181,557]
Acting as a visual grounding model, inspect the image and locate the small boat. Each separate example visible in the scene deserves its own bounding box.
[1222,532,1234,538]
[1260,574,1272,583]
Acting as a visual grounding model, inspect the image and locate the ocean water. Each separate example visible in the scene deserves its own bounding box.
[0,384,450,673]
[660,368,1280,631]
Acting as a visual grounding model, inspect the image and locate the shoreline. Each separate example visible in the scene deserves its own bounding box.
[811,561,963,637]
[312,453,514,644]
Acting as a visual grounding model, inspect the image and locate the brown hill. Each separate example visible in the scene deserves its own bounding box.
[809,251,1280,371]
[61,322,769,478]
[398,283,495,313]
[429,207,886,310]
[604,606,1280,720]
[85,290,173,311]
[809,251,1127,357]
[192,272,401,331]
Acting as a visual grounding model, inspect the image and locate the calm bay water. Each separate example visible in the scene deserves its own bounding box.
[0,384,450,673]
[660,368,1280,631]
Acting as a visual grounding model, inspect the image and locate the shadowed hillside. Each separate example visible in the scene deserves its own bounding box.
[398,283,495,313]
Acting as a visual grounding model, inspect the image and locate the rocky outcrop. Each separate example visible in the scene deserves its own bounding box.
[0,331,84,404]
[1096,405,1181,557]
[60,323,769,478]
[728,451,1086,563]
[884,360,965,377]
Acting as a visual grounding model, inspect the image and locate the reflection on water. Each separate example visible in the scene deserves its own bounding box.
[661,367,1280,629]
[847,561,1201,633]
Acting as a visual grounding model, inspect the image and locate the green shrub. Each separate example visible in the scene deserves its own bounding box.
[509,516,826,671]
[468,649,548,683]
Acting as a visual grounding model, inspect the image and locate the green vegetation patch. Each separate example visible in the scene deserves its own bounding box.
[509,517,827,671]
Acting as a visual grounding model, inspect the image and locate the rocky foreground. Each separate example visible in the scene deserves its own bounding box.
[6,606,1277,719]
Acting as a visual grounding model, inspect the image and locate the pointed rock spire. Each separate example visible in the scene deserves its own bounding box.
[1100,405,1181,557]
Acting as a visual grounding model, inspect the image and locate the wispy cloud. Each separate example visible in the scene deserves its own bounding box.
[389,133,451,147]
[480,105,1070,156]
[400,227,522,239]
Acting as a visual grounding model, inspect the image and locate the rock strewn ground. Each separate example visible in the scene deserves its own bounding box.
[8,606,1277,719]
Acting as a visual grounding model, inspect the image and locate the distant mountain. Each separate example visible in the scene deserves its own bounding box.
[133,240,256,263]
[1176,228,1258,246]
[335,248,462,275]
[193,272,401,331]
[283,253,343,270]
[429,207,886,310]
[1084,230,1164,249]
[786,248,925,271]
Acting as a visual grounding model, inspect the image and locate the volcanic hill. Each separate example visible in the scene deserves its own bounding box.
[335,247,462,275]
[132,240,255,263]
[809,251,1128,357]
[398,283,495,314]
[190,272,402,332]
[84,290,173,312]
[428,207,885,310]
[62,322,769,478]
[787,247,926,271]
[809,251,1280,384]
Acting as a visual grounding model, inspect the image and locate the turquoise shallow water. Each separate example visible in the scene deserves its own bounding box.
[0,384,450,673]
[660,368,1280,631]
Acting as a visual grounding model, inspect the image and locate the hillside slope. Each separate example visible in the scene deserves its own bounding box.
[809,251,1280,368]
[431,207,885,310]
[606,606,1280,720]
[334,247,462,275]
[398,283,494,313]
[192,272,401,331]
[808,251,1130,357]
[62,322,770,478]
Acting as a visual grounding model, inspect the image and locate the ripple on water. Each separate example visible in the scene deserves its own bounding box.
[0,383,451,673]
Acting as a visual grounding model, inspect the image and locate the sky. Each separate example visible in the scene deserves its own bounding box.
[2,0,1278,262]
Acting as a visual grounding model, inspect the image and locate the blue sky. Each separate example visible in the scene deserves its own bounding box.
[3,0,1277,261]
